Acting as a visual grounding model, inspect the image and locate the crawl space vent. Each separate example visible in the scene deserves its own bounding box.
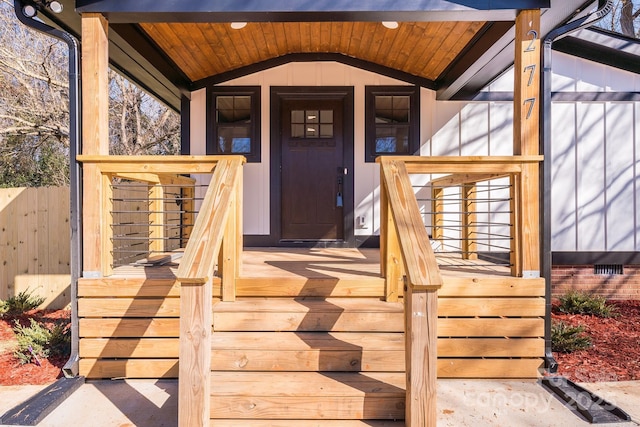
[593,264,624,275]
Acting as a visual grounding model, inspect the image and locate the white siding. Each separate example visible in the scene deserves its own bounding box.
[605,103,636,250]
[575,102,606,251]
[551,102,577,251]
[189,89,209,210]
[549,52,640,252]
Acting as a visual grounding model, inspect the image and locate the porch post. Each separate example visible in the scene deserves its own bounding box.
[81,13,111,276]
[514,9,541,277]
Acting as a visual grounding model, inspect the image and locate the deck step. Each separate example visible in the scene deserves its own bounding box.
[211,331,405,371]
[235,276,386,297]
[212,298,404,332]
[210,372,406,420]
[211,420,405,426]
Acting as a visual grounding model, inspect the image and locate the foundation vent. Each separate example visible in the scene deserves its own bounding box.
[593,264,624,275]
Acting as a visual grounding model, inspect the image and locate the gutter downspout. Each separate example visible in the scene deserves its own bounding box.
[541,0,612,373]
[13,0,83,378]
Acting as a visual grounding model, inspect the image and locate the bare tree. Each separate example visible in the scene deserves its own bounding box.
[620,0,640,37]
[0,1,180,187]
[109,71,180,156]
[0,0,69,186]
[597,0,640,38]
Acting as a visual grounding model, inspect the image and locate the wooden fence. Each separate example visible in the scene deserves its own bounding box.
[0,187,71,309]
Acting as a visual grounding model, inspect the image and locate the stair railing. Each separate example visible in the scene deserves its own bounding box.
[176,157,244,427]
[379,157,443,426]
[378,154,543,425]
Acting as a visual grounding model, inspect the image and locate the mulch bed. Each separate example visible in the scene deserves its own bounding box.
[552,300,640,382]
[0,309,69,386]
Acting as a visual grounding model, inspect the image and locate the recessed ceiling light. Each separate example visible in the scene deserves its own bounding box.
[382,21,399,29]
[230,22,247,30]
[22,4,37,17]
[49,1,64,13]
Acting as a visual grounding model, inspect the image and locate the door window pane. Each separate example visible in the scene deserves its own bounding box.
[291,109,334,139]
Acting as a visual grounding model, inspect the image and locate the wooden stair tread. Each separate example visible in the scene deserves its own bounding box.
[211,331,405,350]
[211,332,405,371]
[211,420,405,426]
[211,372,406,396]
[213,298,403,313]
[234,277,386,297]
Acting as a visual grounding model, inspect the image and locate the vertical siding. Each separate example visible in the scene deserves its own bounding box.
[551,103,578,251]
[575,102,606,251]
[550,51,640,252]
[605,103,635,250]
[552,101,640,253]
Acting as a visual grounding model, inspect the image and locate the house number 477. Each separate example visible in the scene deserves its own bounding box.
[523,29,538,120]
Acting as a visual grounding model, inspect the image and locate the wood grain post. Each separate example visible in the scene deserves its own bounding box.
[431,186,444,248]
[461,184,477,260]
[81,13,110,276]
[510,173,522,277]
[380,168,401,302]
[514,9,541,277]
[149,184,165,254]
[100,173,114,276]
[181,185,195,246]
[219,190,237,302]
[178,278,212,427]
[405,281,439,427]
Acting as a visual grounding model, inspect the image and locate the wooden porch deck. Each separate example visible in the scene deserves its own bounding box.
[107,247,511,280]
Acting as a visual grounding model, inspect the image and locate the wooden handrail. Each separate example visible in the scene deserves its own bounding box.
[379,157,443,427]
[429,172,509,187]
[176,158,243,282]
[175,158,244,427]
[77,154,246,174]
[380,158,443,290]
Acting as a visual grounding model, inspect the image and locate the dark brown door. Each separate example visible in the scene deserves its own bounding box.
[281,99,344,240]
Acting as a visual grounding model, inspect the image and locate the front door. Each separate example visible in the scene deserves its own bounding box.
[281,98,344,241]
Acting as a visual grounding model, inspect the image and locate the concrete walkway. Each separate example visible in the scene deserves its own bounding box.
[1,379,638,426]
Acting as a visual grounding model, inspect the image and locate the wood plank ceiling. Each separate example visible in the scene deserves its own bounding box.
[141,21,486,83]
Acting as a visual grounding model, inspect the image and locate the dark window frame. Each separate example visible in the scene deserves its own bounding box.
[364,85,420,162]
[207,86,261,162]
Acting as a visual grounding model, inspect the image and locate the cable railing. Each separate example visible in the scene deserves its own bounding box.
[76,155,242,277]
[417,178,515,269]
[384,155,543,278]
[110,181,203,267]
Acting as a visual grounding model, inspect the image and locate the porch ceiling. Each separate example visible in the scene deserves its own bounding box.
[140,21,487,83]
[30,0,596,109]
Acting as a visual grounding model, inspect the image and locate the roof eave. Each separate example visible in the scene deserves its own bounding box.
[437,0,598,100]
